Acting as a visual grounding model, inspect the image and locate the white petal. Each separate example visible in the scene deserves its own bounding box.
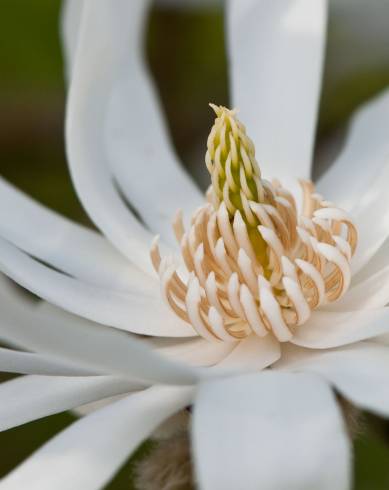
[157,0,220,8]
[1,386,193,490]
[373,332,389,347]
[66,0,162,274]
[0,177,152,292]
[0,375,141,432]
[277,341,389,417]
[62,0,203,244]
[149,337,236,367]
[151,335,281,377]
[0,282,201,386]
[106,1,203,246]
[317,89,389,210]
[292,307,389,349]
[0,348,95,377]
[227,0,328,179]
[0,237,195,337]
[60,0,83,82]
[215,334,281,372]
[349,160,389,274]
[73,394,125,418]
[193,372,350,490]
[353,236,389,285]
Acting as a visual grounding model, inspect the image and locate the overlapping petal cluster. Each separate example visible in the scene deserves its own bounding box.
[0,1,389,489]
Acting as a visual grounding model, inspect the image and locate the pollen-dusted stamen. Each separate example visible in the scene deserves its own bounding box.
[151,105,358,343]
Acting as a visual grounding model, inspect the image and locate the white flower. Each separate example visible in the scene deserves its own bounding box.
[0,1,389,489]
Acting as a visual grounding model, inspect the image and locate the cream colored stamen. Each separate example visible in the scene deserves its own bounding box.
[150,105,358,343]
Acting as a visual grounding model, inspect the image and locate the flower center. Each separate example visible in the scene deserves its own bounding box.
[151,105,358,342]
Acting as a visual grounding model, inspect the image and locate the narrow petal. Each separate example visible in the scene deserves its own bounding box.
[0,375,142,432]
[0,177,152,292]
[215,334,281,372]
[353,236,389,285]
[73,394,124,418]
[317,92,389,274]
[150,337,236,367]
[0,237,195,337]
[67,0,194,270]
[227,0,328,179]
[63,0,202,246]
[0,348,95,377]
[317,89,389,210]
[0,281,201,386]
[150,335,281,373]
[0,386,193,490]
[292,307,389,349]
[105,1,203,245]
[157,0,220,7]
[193,372,350,490]
[349,160,389,274]
[277,342,389,417]
[60,0,83,81]
[67,0,157,274]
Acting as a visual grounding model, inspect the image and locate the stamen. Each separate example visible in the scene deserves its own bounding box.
[151,105,358,343]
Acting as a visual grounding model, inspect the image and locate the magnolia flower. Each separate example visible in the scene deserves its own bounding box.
[1,1,389,489]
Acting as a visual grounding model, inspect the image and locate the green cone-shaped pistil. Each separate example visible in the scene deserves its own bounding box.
[205,104,269,268]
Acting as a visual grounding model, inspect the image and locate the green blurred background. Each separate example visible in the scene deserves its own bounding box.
[0,1,389,488]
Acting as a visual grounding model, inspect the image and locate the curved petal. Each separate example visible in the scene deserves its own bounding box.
[151,335,281,373]
[292,307,389,349]
[0,348,96,377]
[352,236,389,285]
[277,342,389,418]
[349,161,389,274]
[150,337,236,367]
[0,177,152,292]
[0,386,193,490]
[72,394,125,418]
[0,375,142,432]
[66,0,160,275]
[157,0,221,8]
[62,0,202,247]
[0,280,201,386]
[215,334,281,372]
[373,332,389,347]
[321,93,389,276]
[317,89,389,210]
[193,372,350,490]
[227,0,328,179]
[0,237,195,337]
[106,1,203,246]
[60,0,84,82]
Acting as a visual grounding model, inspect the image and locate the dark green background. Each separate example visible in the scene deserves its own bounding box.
[1,1,389,488]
